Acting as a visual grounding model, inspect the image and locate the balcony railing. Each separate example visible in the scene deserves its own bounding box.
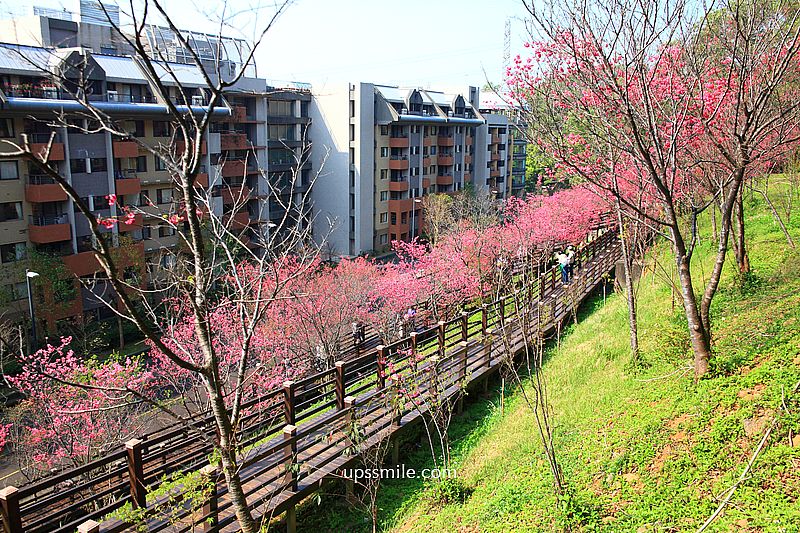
[389,155,408,160]
[114,169,138,180]
[30,214,69,226]
[25,132,62,143]
[389,133,408,138]
[5,84,157,103]
[28,174,57,185]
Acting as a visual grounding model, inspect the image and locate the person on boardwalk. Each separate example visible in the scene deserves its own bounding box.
[566,246,575,283]
[556,250,571,285]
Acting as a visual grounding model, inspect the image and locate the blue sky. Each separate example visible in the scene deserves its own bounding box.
[0,0,531,89]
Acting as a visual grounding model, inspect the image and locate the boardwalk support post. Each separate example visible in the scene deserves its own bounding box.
[376,345,387,390]
[461,311,468,341]
[335,361,346,410]
[77,520,100,533]
[409,332,418,371]
[283,425,298,492]
[284,380,296,425]
[437,321,446,357]
[0,486,22,533]
[344,396,356,500]
[125,438,147,510]
[481,304,488,335]
[199,464,218,532]
[456,340,469,414]
[286,505,296,533]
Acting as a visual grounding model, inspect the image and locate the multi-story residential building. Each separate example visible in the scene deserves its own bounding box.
[310,83,484,257]
[0,4,313,336]
[478,90,527,199]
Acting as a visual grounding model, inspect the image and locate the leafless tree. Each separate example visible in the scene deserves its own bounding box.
[0,1,333,530]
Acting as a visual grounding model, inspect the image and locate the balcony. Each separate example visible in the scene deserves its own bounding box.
[26,133,65,161]
[217,185,251,204]
[422,177,431,188]
[389,179,409,192]
[26,175,68,202]
[438,155,454,166]
[423,136,434,147]
[437,135,454,147]
[28,214,71,243]
[491,134,503,144]
[490,169,501,178]
[389,136,409,148]
[388,157,409,170]
[491,152,502,161]
[112,140,138,158]
[118,213,143,232]
[464,155,472,165]
[176,140,208,155]
[115,172,141,196]
[464,172,472,182]
[388,198,413,212]
[63,242,144,277]
[220,132,249,151]
[232,106,247,122]
[195,172,209,187]
[224,211,251,229]
[221,159,247,178]
[422,157,431,166]
[436,174,454,186]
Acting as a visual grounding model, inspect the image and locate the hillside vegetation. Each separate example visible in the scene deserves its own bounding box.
[298,181,800,532]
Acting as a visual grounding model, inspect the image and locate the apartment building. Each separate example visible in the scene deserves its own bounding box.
[478,90,527,199]
[0,4,312,334]
[310,83,484,257]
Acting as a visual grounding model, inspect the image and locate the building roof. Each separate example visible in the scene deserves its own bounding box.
[92,53,149,83]
[149,60,207,87]
[374,85,409,103]
[0,43,52,75]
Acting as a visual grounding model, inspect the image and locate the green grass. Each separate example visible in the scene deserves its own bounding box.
[289,181,800,532]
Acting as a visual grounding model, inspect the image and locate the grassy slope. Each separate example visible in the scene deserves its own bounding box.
[295,186,800,532]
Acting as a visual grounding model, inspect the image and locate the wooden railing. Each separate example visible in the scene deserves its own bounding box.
[0,230,621,533]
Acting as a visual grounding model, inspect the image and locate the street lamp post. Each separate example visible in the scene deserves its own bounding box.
[26,270,40,350]
[410,197,422,241]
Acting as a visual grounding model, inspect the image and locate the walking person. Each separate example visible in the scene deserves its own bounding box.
[556,249,570,285]
[565,246,575,283]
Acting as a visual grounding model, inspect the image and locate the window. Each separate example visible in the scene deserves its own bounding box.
[139,191,152,206]
[380,169,388,180]
[141,225,151,239]
[411,167,419,176]
[379,234,388,245]
[269,124,295,141]
[70,158,87,174]
[380,191,388,201]
[379,212,388,223]
[0,161,19,180]
[90,158,107,173]
[0,202,23,222]
[136,156,147,172]
[152,121,171,137]
[430,126,437,135]
[411,146,419,155]
[380,147,389,157]
[455,164,461,172]
[429,165,436,174]
[93,195,110,211]
[2,282,26,301]
[0,242,26,264]
[158,226,175,238]
[155,158,167,171]
[0,118,13,138]
[133,120,145,137]
[160,255,176,269]
[156,188,173,205]
[380,125,389,135]
[411,125,418,134]
[430,146,437,155]
[270,100,294,117]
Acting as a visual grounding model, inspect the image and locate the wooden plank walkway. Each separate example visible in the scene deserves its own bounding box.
[96,233,621,533]
[0,230,620,533]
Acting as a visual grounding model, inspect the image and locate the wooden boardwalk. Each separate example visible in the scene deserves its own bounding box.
[1,231,621,533]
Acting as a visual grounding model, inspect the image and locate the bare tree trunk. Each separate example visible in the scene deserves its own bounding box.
[615,203,640,364]
[753,186,796,248]
[676,251,711,379]
[734,190,751,274]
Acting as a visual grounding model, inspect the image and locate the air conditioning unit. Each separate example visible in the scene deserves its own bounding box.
[191,95,205,106]
[107,90,119,102]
